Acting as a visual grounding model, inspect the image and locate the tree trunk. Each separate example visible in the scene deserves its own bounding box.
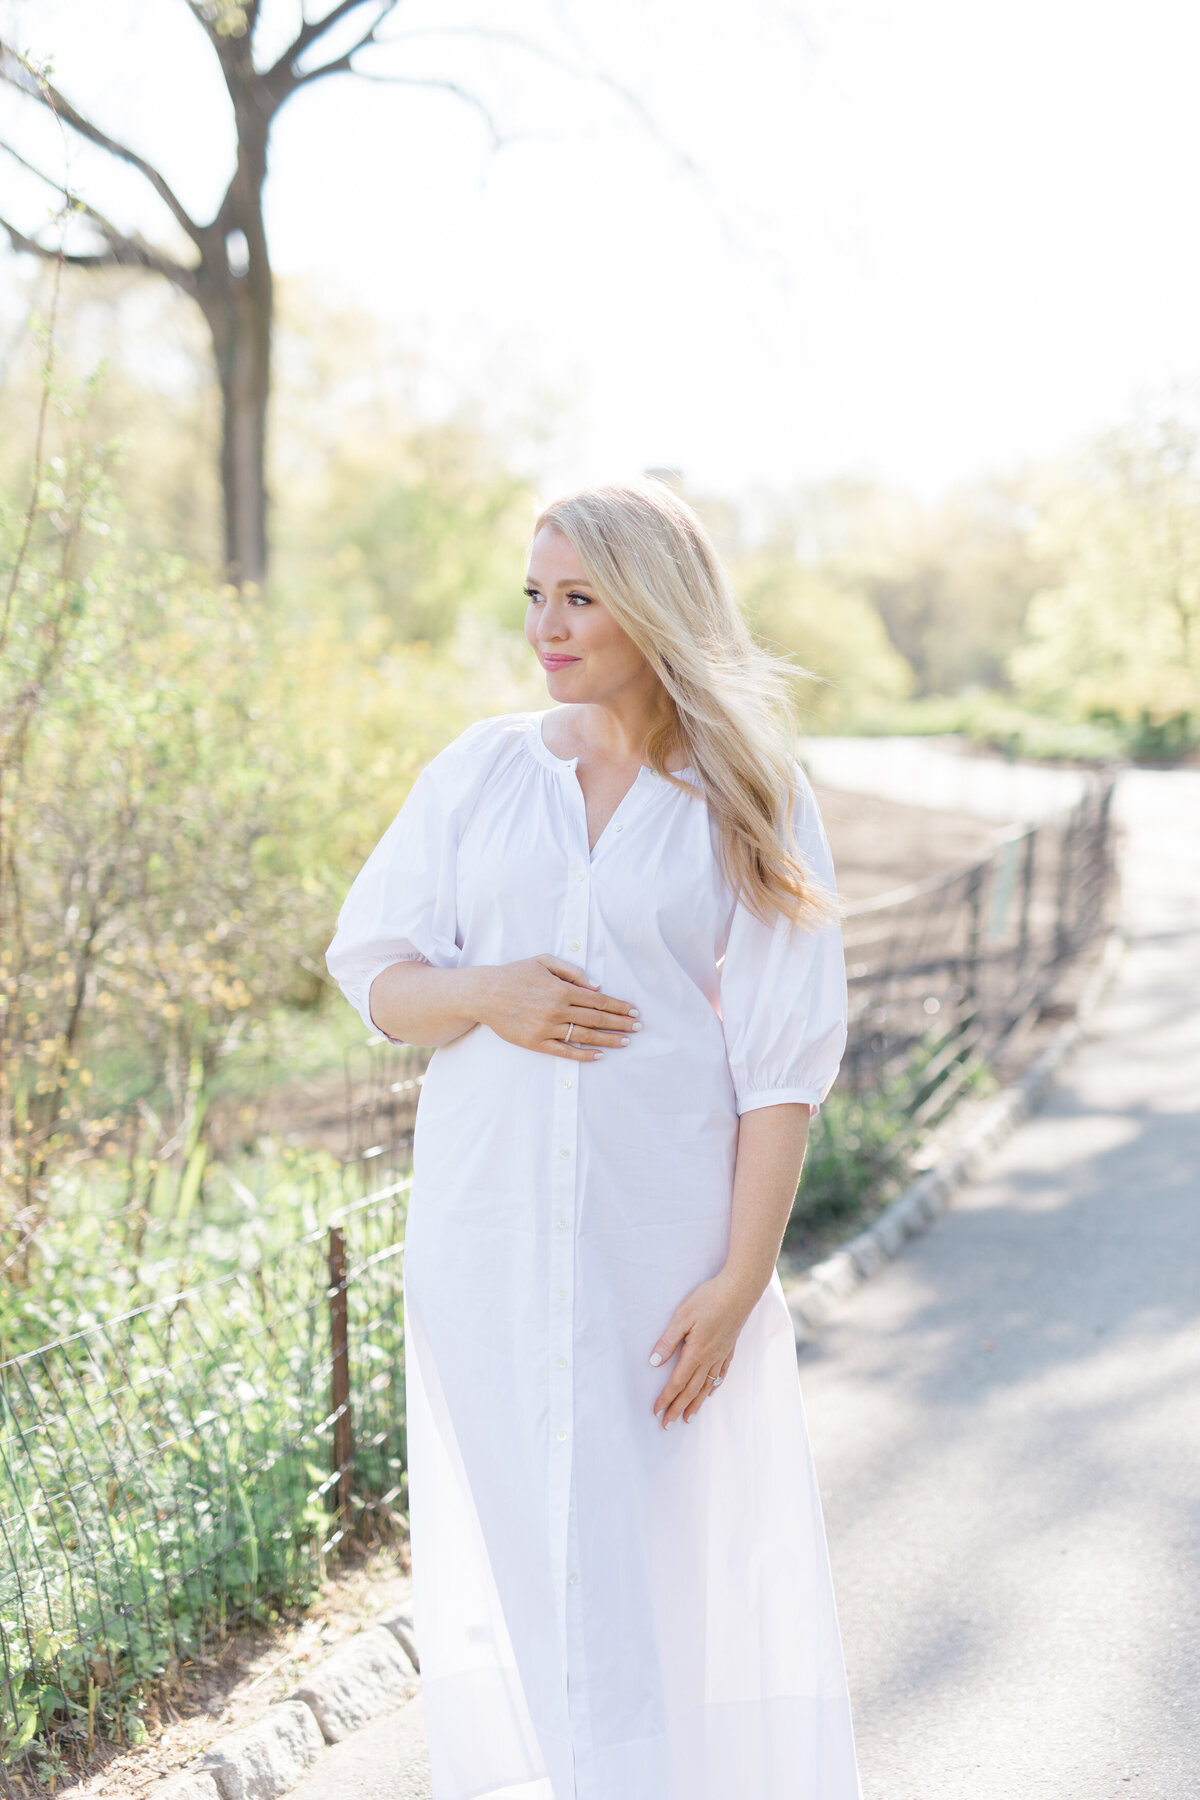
[195,119,273,589]
[210,279,271,588]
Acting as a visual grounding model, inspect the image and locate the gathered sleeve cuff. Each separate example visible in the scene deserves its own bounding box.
[718,762,848,1117]
[325,761,462,1043]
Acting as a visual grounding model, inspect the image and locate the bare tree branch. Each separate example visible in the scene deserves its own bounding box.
[380,25,706,180]
[0,136,196,283]
[0,43,203,246]
[0,212,116,269]
[268,0,400,107]
[0,140,196,285]
[299,69,504,149]
[0,138,74,194]
[0,205,196,288]
[267,0,392,76]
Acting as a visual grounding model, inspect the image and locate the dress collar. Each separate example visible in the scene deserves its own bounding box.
[526,709,694,780]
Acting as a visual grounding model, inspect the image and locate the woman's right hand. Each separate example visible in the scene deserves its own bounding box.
[474,955,641,1062]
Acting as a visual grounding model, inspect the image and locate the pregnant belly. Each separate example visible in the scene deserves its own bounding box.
[411,1018,739,1222]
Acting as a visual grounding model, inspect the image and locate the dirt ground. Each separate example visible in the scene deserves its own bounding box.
[813,781,999,902]
[51,1545,413,1800]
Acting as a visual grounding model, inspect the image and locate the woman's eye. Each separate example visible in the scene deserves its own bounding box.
[567,592,592,606]
[523,588,541,603]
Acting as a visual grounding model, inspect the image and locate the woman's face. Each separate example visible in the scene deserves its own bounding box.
[524,525,651,706]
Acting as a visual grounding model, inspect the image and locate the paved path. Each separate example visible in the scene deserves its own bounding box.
[297,768,1199,1799]
[801,735,1090,823]
[803,770,1200,1797]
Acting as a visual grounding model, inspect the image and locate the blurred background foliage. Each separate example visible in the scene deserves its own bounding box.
[1,262,1198,1270]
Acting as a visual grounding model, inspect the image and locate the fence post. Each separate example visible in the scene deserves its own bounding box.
[1054,805,1077,964]
[1016,825,1037,990]
[964,865,983,1007]
[1088,776,1117,939]
[328,1225,354,1531]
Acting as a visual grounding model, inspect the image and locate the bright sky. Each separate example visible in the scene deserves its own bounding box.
[3,0,1200,500]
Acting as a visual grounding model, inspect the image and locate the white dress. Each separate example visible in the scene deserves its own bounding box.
[326,709,861,1800]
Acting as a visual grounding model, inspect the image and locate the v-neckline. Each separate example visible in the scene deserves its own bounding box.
[583,766,649,858]
[528,710,693,861]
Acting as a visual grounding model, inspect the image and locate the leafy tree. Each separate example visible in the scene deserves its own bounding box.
[862,480,1052,696]
[765,476,1050,697]
[737,551,913,730]
[1010,414,1200,747]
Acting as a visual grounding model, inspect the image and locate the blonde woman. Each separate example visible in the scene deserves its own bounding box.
[326,482,861,1799]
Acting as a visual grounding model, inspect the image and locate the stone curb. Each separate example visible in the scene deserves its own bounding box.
[784,926,1128,1343]
[151,1775,224,1800]
[150,1612,418,1799]
[195,1702,324,1800]
[284,1623,417,1742]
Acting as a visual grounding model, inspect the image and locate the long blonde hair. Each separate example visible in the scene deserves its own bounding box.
[532,481,834,929]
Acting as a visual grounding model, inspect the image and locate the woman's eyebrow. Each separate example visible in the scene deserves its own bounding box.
[525,574,595,590]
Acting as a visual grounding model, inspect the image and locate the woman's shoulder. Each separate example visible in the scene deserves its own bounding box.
[421,711,538,792]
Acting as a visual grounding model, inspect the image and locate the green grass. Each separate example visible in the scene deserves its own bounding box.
[0,1144,410,1781]
[849,693,1197,764]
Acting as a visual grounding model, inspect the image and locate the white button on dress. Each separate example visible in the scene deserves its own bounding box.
[326,709,860,1800]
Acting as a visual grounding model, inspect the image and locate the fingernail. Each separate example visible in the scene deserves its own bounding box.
[629,1022,643,1032]
[683,1413,691,1424]
[589,979,600,988]
[665,1418,677,1431]
[592,1051,604,1059]
[619,1036,630,1046]
[628,1007,640,1018]
[649,1351,662,1366]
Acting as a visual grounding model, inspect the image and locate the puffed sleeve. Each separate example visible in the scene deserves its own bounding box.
[718,763,848,1114]
[325,759,461,1041]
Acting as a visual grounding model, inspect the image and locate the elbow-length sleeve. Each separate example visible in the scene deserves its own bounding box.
[718,764,848,1115]
[325,760,461,1039]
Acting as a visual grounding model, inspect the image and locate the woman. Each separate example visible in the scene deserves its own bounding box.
[326,481,861,1800]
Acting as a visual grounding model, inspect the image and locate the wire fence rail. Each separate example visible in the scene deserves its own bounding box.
[840,770,1116,1139]
[345,771,1118,1163]
[0,770,1117,1789]
[0,1180,409,1786]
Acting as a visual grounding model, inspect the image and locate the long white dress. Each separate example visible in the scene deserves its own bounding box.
[326,709,861,1800]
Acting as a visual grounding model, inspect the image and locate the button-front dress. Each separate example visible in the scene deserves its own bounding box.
[326,709,861,1800]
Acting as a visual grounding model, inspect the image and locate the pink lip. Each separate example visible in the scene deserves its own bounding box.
[542,655,580,668]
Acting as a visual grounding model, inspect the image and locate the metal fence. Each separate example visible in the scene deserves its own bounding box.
[0,772,1117,1787]
[342,772,1118,1161]
[0,1179,409,1784]
[344,1043,427,1169]
[840,771,1116,1130]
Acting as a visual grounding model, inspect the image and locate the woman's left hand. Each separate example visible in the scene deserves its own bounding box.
[648,1269,761,1429]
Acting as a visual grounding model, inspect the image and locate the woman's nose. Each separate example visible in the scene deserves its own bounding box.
[537,606,571,643]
